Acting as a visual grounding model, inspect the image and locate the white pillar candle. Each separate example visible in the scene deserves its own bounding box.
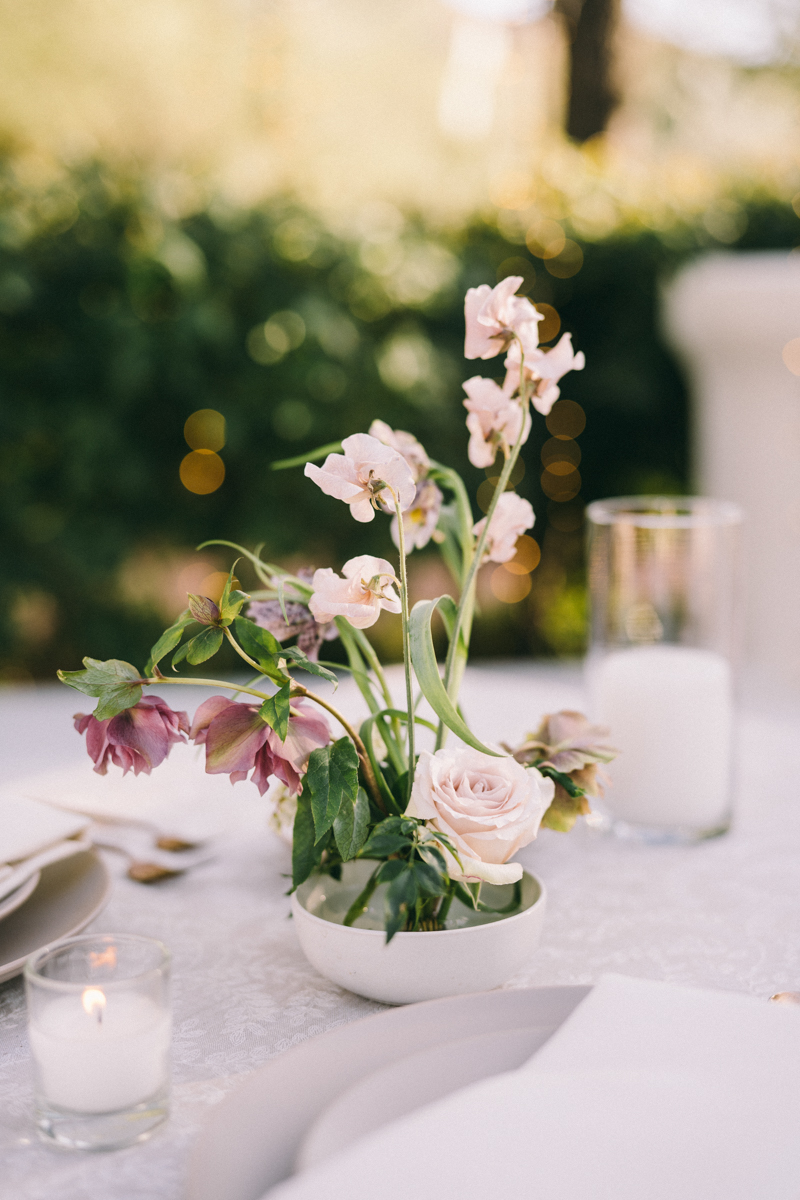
[29,988,171,1113]
[589,644,733,829]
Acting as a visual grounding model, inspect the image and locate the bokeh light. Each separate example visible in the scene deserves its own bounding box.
[541,468,581,501]
[496,256,535,294]
[541,437,581,472]
[544,241,584,279]
[184,409,226,452]
[504,534,541,576]
[485,455,525,485]
[491,566,532,603]
[526,220,566,260]
[180,449,225,494]
[546,398,586,440]
[247,310,306,365]
[781,337,800,375]
[200,571,240,603]
[534,303,560,343]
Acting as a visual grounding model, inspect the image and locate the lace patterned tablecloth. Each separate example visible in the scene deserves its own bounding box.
[1,665,799,1200]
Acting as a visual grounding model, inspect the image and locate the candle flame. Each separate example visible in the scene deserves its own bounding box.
[81,987,107,1020]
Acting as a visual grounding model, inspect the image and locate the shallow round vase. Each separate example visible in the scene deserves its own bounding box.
[291,860,546,1005]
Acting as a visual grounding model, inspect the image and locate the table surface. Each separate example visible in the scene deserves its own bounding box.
[1,663,799,1200]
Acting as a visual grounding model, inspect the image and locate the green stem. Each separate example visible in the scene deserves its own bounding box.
[393,495,415,804]
[224,626,263,673]
[435,339,532,749]
[142,675,273,701]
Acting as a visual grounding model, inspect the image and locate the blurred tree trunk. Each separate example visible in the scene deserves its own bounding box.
[557,0,619,142]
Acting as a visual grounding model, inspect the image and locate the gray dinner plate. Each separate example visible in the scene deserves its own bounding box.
[0,849,111,984]
[185,984,589,1200]
[0,870,40,923]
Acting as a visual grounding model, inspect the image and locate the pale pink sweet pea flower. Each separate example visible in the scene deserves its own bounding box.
[304,433,416,523]
[390,479,443,552]
[308,555,401,630]
[473,492,535,563]
[74,696,189,776]
[462,376,532,469]
[505,332,585,416]
[464,276,544,361]
[189,695,330,796]
[407,747,554,885]
[368,420,430,483]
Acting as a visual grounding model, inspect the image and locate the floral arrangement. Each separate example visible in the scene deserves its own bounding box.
[58,276,616,940]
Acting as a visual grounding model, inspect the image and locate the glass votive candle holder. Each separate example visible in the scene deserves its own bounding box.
[24,933,171,1151]
[586,496,743,843]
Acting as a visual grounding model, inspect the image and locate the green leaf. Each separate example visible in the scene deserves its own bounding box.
[56,657,143,720]
[360,829,412,858]
[232,616,288,683]
[271,440,343,470]
[412,858,447,898]
[145,610,195,674]
[538,764,587,798]
[305,737,359,843]
[359,715,403,815]
[385,865,418,942]
[171,639,192,669]
[58,656,141,698]
[281,645,338,687]
[333,786,370,860]
[92,682,143,721]
[258,682,292,741]
[291,785,326,890]
[185,626,224,665]
[409,597,502,756]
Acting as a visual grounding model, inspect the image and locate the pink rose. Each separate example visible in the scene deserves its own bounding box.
[473,492,535,563]
[407,747,554,884]
[74,696,189,776]
[308,555,401,629]
[304,433,416,523]
[462,376,532,469]
[189,695,330,795]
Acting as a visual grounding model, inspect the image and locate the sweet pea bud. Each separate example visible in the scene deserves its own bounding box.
[187,594,221,625]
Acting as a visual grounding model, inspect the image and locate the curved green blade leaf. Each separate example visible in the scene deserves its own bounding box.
[409,597,502,757]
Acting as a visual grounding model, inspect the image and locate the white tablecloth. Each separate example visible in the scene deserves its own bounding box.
[1,664,799,1200]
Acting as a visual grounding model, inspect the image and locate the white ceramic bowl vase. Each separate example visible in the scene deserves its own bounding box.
[291,860,546,1005]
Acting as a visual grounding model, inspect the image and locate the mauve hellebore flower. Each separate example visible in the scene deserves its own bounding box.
[190,695,331,795]
[247,593,338,663]
[74,696,190,776]
[304,433,415,523]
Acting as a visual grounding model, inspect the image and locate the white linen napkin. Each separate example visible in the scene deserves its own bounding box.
[1,742,262,844]
[264,975,800,1200]
[0,794,91,901]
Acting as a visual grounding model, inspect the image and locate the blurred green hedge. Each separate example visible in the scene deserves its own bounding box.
[1,161,797,680]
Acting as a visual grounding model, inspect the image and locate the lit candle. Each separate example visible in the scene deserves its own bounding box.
[590,644,734,830]
[25,933,171,1149]
[28,986,171,1113]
